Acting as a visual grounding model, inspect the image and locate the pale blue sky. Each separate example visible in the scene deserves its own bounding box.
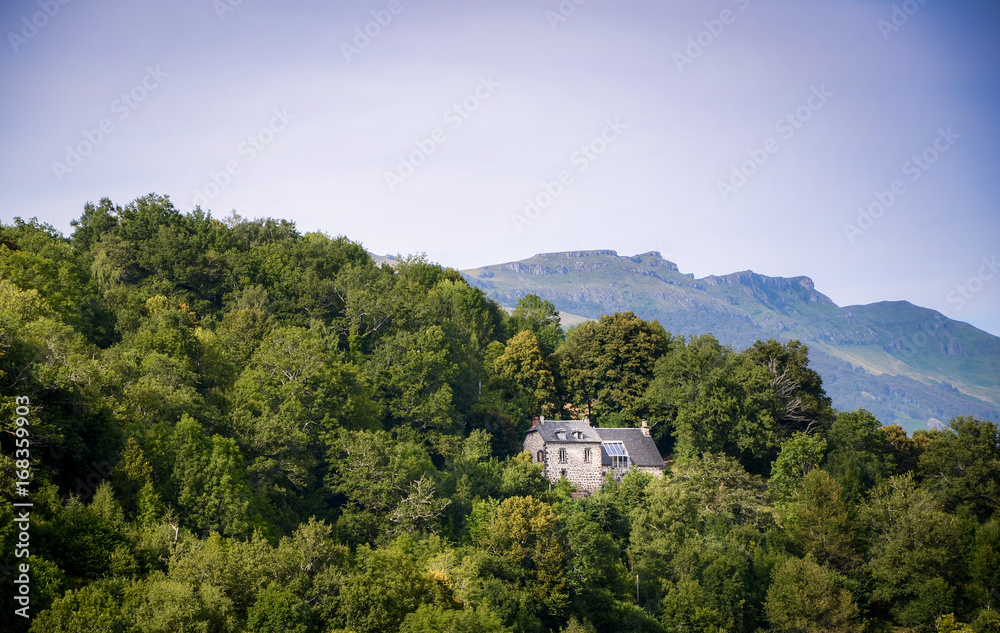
[2,0,998,335]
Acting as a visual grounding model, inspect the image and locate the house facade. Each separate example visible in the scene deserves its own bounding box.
[523,416,664,492]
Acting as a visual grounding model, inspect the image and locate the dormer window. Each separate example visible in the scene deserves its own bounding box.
[555,429,567,440]
[572,430,583,439]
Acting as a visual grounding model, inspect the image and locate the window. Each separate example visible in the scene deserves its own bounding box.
[558,448,567,463]
[560,469,567,479]
[584,448,591,463]
[603,441,629,469]
[536,450,543,463]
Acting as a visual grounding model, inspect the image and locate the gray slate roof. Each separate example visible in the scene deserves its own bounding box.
[526,419,664,468]
[595,427,664,467]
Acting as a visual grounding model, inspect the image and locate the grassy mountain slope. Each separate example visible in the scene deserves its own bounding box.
[462,250,1000,433]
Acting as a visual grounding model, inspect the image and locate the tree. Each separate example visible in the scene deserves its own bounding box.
[559,505,628,623]
[555,312,670,422]
[169,415,257,538]
[331,545,436,633]
[365,325,458,432]
[325,429,437,544]
[230,323,375,528]
[509,294,564,357]
[478,496,569,626]
[966,518,1000,614]
[770,432,828,502]
[764,556,862,633]
[881,424,926,474]
[27,579,129,633]
[389,475,451,535]
[918,416,1000,520]
[782,469,859,573]
[824,409,894,504]
[860,474,963,630]
[491,330,557,415]
[246,583,315,633]
[741,339,834,435]
[130,575,237,633]
[643,334,778,469]
[936,613,975,633]
[399,603,513,633]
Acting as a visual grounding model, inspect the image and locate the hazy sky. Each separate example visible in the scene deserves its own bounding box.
[2,0,998,336]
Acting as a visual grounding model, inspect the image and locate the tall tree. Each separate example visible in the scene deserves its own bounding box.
[555,312,669,423]
[508,294,565,357]
[918,416,1000,520]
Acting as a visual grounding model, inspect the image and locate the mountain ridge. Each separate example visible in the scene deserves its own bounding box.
[461,250,1000,433]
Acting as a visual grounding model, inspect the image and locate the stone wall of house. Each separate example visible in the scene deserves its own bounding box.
[545,441,604,492]
[524,433,544,466]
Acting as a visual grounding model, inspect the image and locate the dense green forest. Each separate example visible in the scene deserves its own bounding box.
[1,195,998,633]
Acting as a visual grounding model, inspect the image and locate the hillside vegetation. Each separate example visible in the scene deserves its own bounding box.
[1,196,998,633]
[463,250,1000,432]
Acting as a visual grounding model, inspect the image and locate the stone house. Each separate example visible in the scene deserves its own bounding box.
[522,416,665,492]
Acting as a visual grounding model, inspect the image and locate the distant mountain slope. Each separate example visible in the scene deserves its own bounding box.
[462,250,1000,433]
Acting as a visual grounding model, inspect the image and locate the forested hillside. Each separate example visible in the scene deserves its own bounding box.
[1,195,998,633]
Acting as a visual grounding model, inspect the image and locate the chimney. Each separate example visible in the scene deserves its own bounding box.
[531,416,539,429]
[641,420,650,436]
[540,415,545,425]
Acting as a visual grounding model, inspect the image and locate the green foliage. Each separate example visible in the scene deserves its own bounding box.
[764,556,862,633]
[781,469,859,573]
[5,200,997,633]
[130,574,237,633]
[246,583,315,633]
[168,415,258,537]
[331,544,437,633]
[824,409,895,503]
[325,429,438,544]
[28,579,129,633]
[478,495,570,626]
[555,312,670,422]
[491,330,557,415]
[770,432,827,502]
[509,294,565,357]
[918,416,1000,520]
[861,474,964,630]
[365,325,459,432]
[399,603,513,633]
